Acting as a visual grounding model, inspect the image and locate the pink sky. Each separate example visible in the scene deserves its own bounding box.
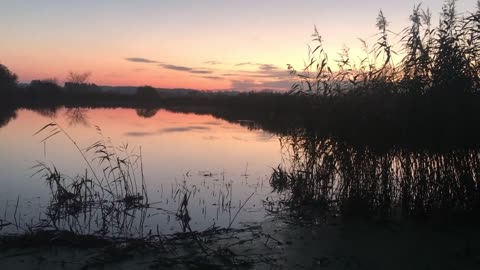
[0,0,478,91]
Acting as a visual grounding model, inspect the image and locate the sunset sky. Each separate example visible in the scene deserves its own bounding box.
[0,0,478,91]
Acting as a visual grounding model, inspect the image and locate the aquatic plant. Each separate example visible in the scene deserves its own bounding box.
[32,122,149,236]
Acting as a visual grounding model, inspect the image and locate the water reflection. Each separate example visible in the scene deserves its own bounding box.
[271,128,480,219]
[31,107,59,118]
[0,108,16,128]
[65,108,89,126]
[136,108,159,118]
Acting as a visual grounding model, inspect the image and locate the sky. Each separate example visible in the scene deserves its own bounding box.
[0,0,478,91]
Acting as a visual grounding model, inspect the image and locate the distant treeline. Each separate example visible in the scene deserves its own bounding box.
[2,1,480,149]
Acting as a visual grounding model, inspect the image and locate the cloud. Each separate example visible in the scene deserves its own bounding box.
[204,61,222,65]
[231,79,293,91]
[159,126,211,133]
[106,72,123,78]
[203,76,224,80]
[125,57,159,64]
[159,64,213,74]
[258,64,279,71]
[234,62,280,71]
[160,64,193,71]
[235,62,257,66]
[189,70,213,74]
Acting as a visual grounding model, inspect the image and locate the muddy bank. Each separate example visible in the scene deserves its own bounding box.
[2,217,480,270]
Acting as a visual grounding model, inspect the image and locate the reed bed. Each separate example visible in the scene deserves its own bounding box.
[289,0,480,97]
[29,122,150,237]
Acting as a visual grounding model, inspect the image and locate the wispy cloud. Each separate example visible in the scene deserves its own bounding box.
[159,64,213,74]
[258,64,279,71]
[231,79,292,91]
[189,70,212,74]
[234,62,280,71]
[202,76,224,80]
[125,57,159,64]
[235,62,257,66]
[204,61,222,65]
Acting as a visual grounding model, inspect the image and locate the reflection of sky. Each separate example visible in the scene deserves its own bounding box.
[0,1,477,90]
[0,108,280,231]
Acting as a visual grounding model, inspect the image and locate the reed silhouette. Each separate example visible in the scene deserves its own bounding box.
[289,0,480,96]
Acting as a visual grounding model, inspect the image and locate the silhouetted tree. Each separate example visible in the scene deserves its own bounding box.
[0,64,18,90]
[67,71,91,84]
[135,86,159,100]
[29,79,62,97]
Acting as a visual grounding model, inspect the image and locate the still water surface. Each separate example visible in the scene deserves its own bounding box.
[0,108,281,233]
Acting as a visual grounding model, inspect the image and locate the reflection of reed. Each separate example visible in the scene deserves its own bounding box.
[271,129,480,219]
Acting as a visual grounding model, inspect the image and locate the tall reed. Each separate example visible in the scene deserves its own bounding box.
[289,0,480,97]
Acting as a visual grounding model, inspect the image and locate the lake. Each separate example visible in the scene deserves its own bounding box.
[0,108,281,234]
[3,106,480,269]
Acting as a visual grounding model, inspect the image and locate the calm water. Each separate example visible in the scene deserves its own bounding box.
[0,108,281,233]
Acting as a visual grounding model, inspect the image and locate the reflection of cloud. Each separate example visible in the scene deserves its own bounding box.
[126,125,211,137]
[125,57,159,63]
[159,126,211,133]
[232,136,248,142]
[125,131,155,137]
[201,121,222,125]
[255,132,275,142]
[202,136,219,140]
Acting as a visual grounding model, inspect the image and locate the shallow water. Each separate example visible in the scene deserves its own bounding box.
[0,108,281,233]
